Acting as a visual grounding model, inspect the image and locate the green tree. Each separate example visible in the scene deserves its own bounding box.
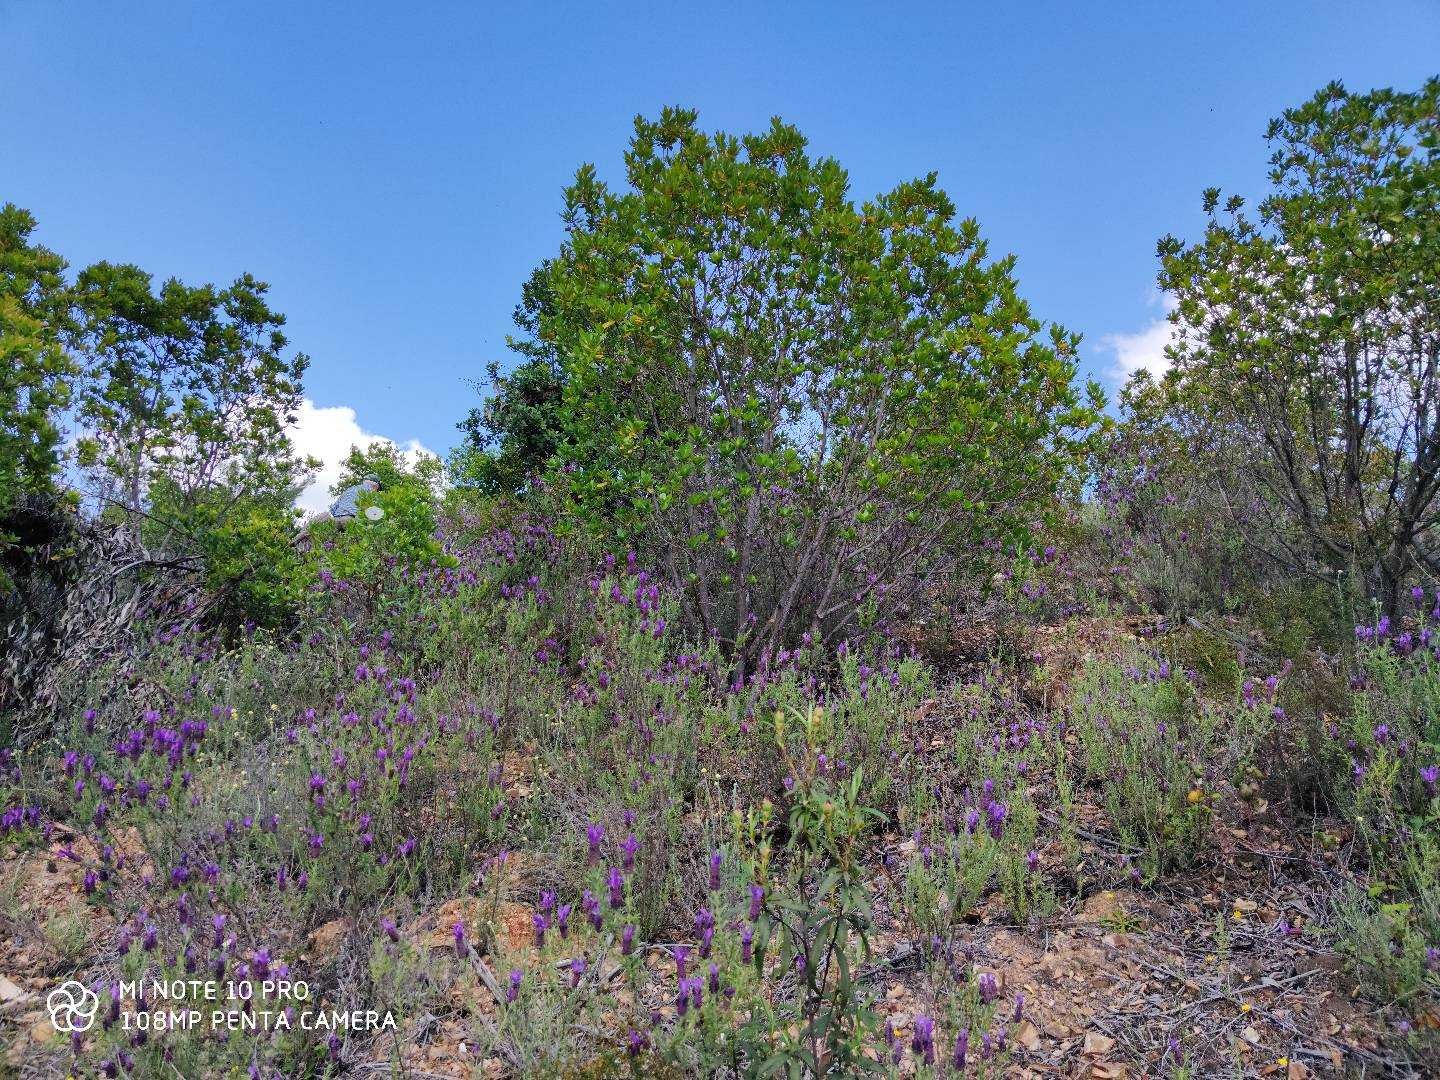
[1157,79,1440,614]
[0,204,73,516]
[148,473,308,626]
[523,108,1099,671]
[454,264,567,497]
[306,443,448,584]
[71,263,311,545]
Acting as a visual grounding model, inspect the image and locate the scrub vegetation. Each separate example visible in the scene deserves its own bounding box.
[2,79,1439,1077]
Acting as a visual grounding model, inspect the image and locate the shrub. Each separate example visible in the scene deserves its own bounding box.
[302,444,451,616]
[1065,652,1277,878]
[1319,619,1440,1008]
[514,107,1101,675]
[1154,78,1440,615]
[744,708,885,1076]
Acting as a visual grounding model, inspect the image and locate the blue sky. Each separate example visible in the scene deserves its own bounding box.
[3,0,1437,502]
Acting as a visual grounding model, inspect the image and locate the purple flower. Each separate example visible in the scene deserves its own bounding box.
[506,970,522,1002]
[580,889,601,931]
[676,977,697,1017]
[912,1015,935,1064]
[453,921,467,957]
[569,955,586,988]
[985,800,1007,839]
[708,850,723,891]
[585,822,604,864]
[748,883,764,921]
[978,971,998,1004]
[953,1029,969,1069]
[607,866,625,909]
[885,1020,903,1064]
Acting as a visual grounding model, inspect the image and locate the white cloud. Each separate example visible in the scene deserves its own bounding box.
[1100,293,1178,383]
[288,399,435,515]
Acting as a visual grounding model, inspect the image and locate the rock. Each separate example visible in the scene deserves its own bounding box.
[0,974,32,1006]
[494,902,537,954]
[1083,1030,1115,1055]
[306,917,353,964]
[1015,1019,1042,1051]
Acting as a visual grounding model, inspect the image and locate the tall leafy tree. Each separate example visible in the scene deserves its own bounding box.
[71,264,310,545]
[0,204,73,516]
[1157,79,1440,612]
[455,265,567,497]
[524,109,1100,670]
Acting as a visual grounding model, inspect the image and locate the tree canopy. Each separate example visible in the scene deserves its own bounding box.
[1156,78,1440,611]
[500,108,1101,667]
[0,204,72,514]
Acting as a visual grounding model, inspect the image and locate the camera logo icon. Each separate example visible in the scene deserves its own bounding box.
[46,980,99,1033]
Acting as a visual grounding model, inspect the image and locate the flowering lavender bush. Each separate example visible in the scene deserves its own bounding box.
[1321,611,1440,1005]
[505,109,1101,683]
[1065,652,1279,879]
[5,493,967,1076]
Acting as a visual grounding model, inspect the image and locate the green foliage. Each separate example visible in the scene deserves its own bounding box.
[1065,653,1275,878]
[516,108,1101,669]
[148,474,308,626]
[455,265,567,497]
[1242,577,1355,657]
[1155,78,1440,612]
[1318,636,1440,1009]
[304,444,449,591]
[71,261,310,544]
[453,357,565,496]
[0,204,72,517]
[1162,625,1241,696]
[1330,883,1437,1007]
[744,706,885,1076]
